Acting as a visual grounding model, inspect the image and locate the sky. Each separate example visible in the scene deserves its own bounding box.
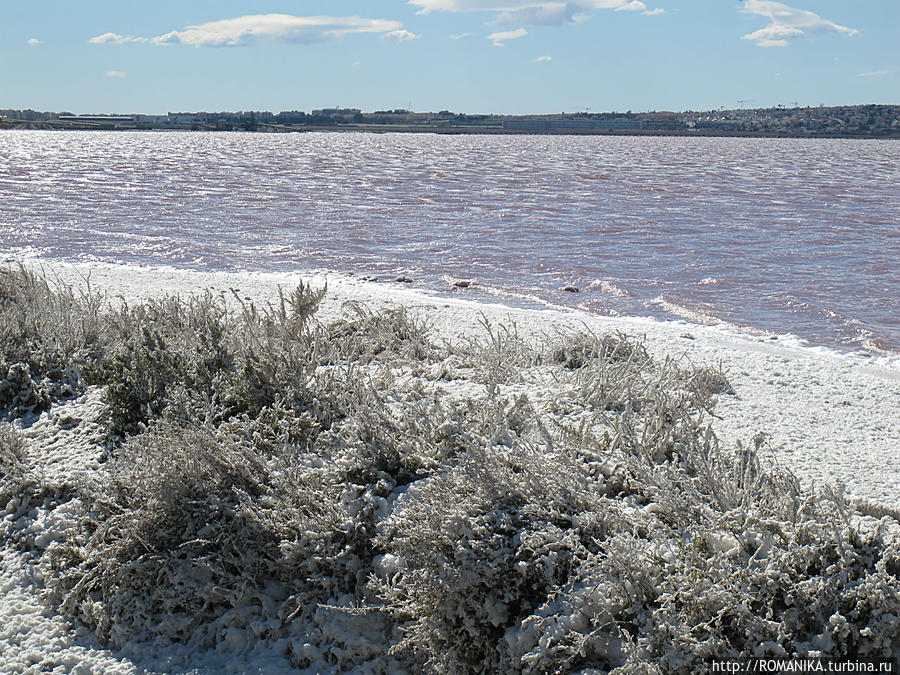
[2,0,897,114]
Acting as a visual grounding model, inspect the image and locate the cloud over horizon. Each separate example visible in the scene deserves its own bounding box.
[90,14,417,48]
[740,0,858,47]
[857,69,890,78]
[89,32,146,45]
[410,0,657,27]
[487,27,528,45]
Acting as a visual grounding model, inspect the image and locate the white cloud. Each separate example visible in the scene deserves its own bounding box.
[154,15,413,46]
[610,1,646,11]
[857,69,890,78]
[740,0,858,48]
[742,24,804,47]
[410,0,648,26]
[487,27,527,45]
[89,32,146,45]
[449,31,473,39]
[536,55,552,62]
[93,15,417,48]
[104,70,127,78]
[642,8,665,16]
[495,6,583,26]
[382,29,419,41]
[26,38,41,46]
[413,0,640,9]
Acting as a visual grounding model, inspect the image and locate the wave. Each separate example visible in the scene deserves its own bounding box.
[652,293,900,371]
[588,279,630,296]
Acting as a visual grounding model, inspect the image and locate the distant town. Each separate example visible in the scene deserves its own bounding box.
[1,104,898,138]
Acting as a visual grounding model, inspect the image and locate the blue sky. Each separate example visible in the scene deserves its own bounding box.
[3,1,897,114]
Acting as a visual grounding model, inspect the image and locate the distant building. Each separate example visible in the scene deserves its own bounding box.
[166,114,208,126]
[696,121,742,131]
[502,118,643,132]
[58,114,135,124]
[311,108,361,116]
[134,115,169,126]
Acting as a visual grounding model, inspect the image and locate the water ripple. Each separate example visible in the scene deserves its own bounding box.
[1,130,898,355]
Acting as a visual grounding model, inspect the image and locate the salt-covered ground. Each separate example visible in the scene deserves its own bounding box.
[38,260,900,504]
[2,259,899,673]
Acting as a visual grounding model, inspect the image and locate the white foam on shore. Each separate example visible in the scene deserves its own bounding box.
[3,258,899,673]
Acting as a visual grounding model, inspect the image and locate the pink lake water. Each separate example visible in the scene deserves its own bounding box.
[1,130,898,358]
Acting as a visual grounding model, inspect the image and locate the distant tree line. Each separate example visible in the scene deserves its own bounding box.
[2,105,897,137]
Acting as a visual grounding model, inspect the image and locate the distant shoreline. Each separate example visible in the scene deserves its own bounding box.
[5,102,897,138]
[298,125,900,140]
[2,121,898,140]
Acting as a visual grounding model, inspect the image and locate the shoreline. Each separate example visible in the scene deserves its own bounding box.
[27,257,900,370]
[29,258,900,506]
[3,121,900,140]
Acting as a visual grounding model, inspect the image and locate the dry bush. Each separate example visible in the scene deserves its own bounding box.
[0,422,28,509]
[0,265,106,415]
[327,302,439,365]
[551,330,649,371]
[371,334,899,673]
[43,290,458,666]
[381,437,899,672]
[370,333,717,673]
[91,283,327,441]
[49,421,343,650]
[455,316,541,385]
[375,440,604,673]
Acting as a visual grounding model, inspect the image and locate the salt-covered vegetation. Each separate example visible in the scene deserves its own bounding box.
[1,265,898,672]
[0,422,28,510]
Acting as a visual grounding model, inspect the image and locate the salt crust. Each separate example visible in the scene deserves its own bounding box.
[2,259,898,673]
[36,260,899,503]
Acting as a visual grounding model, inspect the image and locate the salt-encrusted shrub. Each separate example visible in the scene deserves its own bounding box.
[372,329,899,673]
[50,420,346,649]
[220,285,326,417]
[98,284,325,440]
[628,496,900,669]
[327,302,439,365]
[851,498,900,524]
[457,317,541,385]
[689,364,735,396]
[551,330,649,371]
[0,422,27,509]
[0,362,51,417]
[369,333,742,673]
[46,299,456,664]
[0,266,105,415]
[101,319,185,438]
[375,439,604,673]
[545,335,723,473]
[493,444,900,673]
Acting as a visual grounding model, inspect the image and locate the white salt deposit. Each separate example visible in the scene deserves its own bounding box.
[36,260,898,504]
[2,259,898,673]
